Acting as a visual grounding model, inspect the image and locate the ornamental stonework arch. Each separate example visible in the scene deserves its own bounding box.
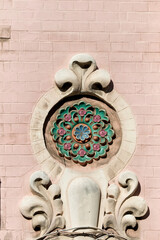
[30,53,136,180]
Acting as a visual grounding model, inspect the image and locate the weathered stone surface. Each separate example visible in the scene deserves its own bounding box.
[0,26,11,39]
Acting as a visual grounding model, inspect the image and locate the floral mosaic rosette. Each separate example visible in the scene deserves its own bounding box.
[51,101,114,165]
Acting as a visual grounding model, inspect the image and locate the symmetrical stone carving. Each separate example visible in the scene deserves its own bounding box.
[51,100,114,165]
[55,54,110,94]
[30,53,136,178]
[20,171,65,239]
[20,54,148,240]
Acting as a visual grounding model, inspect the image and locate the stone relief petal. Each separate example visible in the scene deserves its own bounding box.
[69,53,97,90]
[108,184,120,199]
[55,68,79,93]
[119,196,148,220]
[84,69,111,92]
[121,214,137,232]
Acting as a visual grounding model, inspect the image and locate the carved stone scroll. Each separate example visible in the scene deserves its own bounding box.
[103,171,148,240]
[20,171,65,239]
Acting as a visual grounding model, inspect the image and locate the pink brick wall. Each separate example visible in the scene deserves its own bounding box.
[0,0,160,239]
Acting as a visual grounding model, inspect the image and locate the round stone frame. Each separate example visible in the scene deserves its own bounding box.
[30,54,136,180]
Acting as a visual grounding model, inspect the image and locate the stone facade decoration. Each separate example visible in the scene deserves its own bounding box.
[0,25,11,39]
[20,54,148,240]
[50,101,115,165]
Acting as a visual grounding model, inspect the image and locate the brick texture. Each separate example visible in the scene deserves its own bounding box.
[0,0,160,239]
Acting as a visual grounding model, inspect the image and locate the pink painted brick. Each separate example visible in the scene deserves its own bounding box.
[80,32,109,41]
[6,167,33,177]
[135,23,148,33]
[85,42,97,52]
[24,42,39,51]
[154,168,160,178]
[143,231,159,240]
[103,1,119,12]
[73,21,90,32]
[133,3,148,12]
[64,11,95,21]
[0,133,30,145]
[110,33,141,42]
[149,2,160,11]
[3,155,35,167]
[141,33,160,41]
[96,12,119,22]
[146,156,160,167]
[12,21,42,31]
[58,1,74,11]
[135,42,149,52]
[69,42,85,52]
[0,167,5,176]
[149,42,160,52]
[74,1,88,11]
[89,1,103,10]
[50,32,79,41]
[97,42,110,51]
[44,0,58,10]
[110,52,142,62]
[6,217,23,230]
[145,189,160,199]
[13,0,44,10]
[90,22,105,32]
[136,63,151,73]
[105,23,120,33]
[36,10,63,21]
[145,178,160,189]
[4,177,23,188]
[119,2,133,12]
[146,95,160,105]
[42,21,59,31]
[54,42,70,52]
[40,42,52,51]
[19,52,52,62]
[127,12,148,22]
[11,103,33,113]
[120,23,135,33]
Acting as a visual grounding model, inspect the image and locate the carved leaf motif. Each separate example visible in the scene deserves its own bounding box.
[103,171,148,240]
[55,53,111,94]
[84,69,111,92]
[20,171,65,239]
[55,68,79,94]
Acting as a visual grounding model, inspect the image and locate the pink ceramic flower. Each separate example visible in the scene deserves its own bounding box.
[78,149,86,157]
[58,128,66,136]
[93,115,101,122]
[93,144,100,151]
[64,143,71,150]
[64,114,71,122]
[78,108,86,116]
[99,129,107,137]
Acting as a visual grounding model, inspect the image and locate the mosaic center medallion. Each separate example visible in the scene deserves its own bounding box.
[51,101,115,165]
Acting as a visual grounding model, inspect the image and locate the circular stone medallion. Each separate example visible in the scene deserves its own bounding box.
[49,101,115,166]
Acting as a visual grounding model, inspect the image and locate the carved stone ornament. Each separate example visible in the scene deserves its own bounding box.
[20,54,148,240]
